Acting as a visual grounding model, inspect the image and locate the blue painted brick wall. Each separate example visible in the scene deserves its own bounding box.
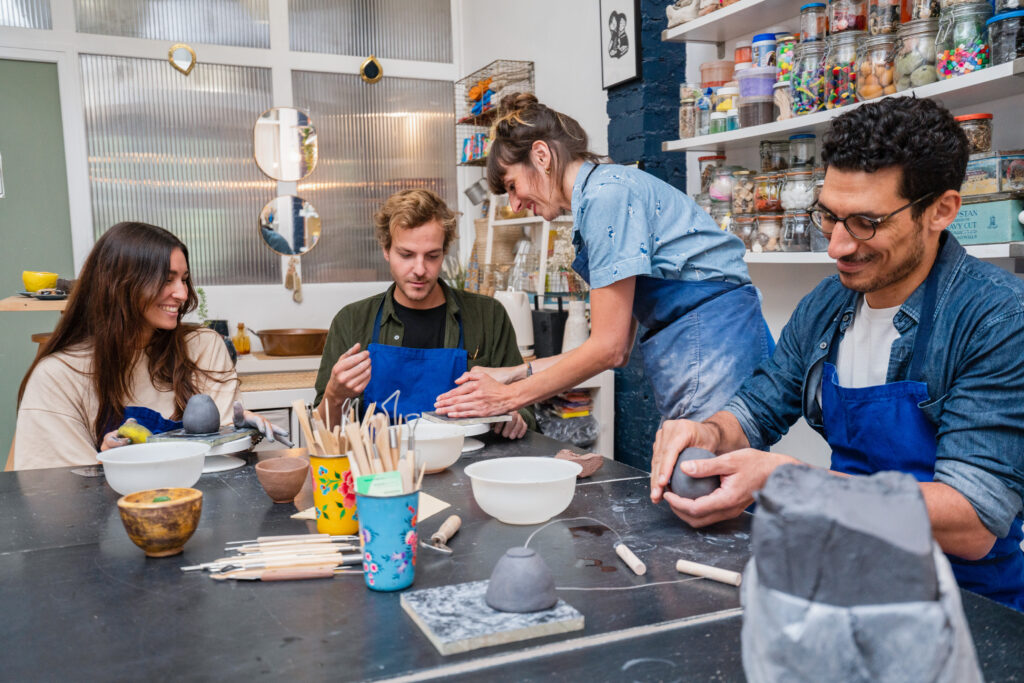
[607,0,687,470]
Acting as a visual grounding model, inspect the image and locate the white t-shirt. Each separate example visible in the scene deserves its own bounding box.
[836,296,902,388]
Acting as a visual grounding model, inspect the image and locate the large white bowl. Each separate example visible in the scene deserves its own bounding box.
[463,457,582,525]
[402,420,465,473]
[97,442,210,495]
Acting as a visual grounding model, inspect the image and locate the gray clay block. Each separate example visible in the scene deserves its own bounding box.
[752,465,938,606]
[485,546,558,613]
[182,394,221,435]
[669,447,721,499]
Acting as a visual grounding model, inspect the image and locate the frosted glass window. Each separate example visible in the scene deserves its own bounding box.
[292,71,455,283]
[80,54,279,285]
[74,0,270,48]
[289,0,452,63]
[0,0,51,28]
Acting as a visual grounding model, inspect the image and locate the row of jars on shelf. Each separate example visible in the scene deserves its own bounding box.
[798,0,1023,40]
[708,168,822,214]
[711,208,828,253]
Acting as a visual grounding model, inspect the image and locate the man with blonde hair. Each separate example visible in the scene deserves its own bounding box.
[315,189,531,437]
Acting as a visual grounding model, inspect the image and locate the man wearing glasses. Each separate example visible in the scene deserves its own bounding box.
[650,97,1024,610]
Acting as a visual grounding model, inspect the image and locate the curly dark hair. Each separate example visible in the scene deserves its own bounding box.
[820,97,968,218]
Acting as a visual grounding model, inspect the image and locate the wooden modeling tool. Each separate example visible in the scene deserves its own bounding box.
[211,567,362,581]
[420,515,461,554]
[226,533,356,546]
[675,559,743,586]
[613,542,647,576]
[292,400,318,454]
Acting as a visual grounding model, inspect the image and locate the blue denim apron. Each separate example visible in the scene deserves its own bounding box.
[363,299,468,417]
[571,165,773,420]
[104,406,183,436]
[821,269,1024,610]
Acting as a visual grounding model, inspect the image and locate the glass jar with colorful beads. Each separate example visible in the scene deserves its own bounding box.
[777,34,798,81]
[895,18,940,90]
[825,31,864,108]
[830,0,868,32]
[868,0,901,34]
[791,42,826,115]
[936,2,993,78]
[857,34,897,99]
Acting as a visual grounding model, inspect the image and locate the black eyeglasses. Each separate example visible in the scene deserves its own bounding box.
[809,193,936,241]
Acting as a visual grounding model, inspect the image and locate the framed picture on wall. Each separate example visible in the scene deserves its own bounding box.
[600,0,641,89]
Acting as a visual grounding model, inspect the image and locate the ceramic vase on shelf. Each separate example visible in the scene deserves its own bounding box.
[562,301,589,352]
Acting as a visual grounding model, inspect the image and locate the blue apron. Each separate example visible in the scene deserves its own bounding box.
[571,165,774,420]
[363,299,468,418]
[821,268,1024,611]
[104,406,183,437]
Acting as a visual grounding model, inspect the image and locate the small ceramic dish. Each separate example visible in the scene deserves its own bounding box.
[116,487,203,557]
[254,457,309,503]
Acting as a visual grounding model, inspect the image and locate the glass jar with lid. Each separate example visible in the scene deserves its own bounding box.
[755,213,784,252]
[679,84,701,139]
[954,112,993,154]
[825,31,865,108]
[731,215,757,249]
[770,141,790,171]
[732,170,756,214]
[895,18,940,90]
[987,11,1024,65]
[754,173,782,212]
[709,166,736,204]
[791,42,826,115]
[782,212,812,251]
[830,0,868,32]
[710,111,728,134]
[788,133,816,167]
[857,34,897,99]
[698,155,725,193]
[726,108,740,130]
[936,2,993,78]
[800,2,828,41]
[909,0,941,18]
[695,192,713,215]
[781,170,816,210]
[710,203,732,232]
[712,85,739,114]
[868,0,901,34]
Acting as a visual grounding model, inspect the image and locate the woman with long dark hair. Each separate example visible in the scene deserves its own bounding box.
[436,94,773,438]
[15,221,278,469]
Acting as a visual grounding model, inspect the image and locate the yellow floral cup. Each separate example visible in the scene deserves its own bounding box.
[309,453,358,535]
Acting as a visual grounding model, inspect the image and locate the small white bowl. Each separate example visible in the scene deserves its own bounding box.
[464,457,582,525]
[402,420,465,473]
[97,442,209,495]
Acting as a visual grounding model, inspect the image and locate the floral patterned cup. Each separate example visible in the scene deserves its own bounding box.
[356,490,419,592]
[308,454,358,535]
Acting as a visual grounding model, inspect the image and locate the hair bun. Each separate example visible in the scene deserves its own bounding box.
[499,92,539,113]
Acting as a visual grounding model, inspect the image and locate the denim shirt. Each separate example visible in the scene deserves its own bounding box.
[570,162,749,289]
[726,232,1024,539]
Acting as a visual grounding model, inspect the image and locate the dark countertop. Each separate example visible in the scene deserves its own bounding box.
[2,431,1022,681]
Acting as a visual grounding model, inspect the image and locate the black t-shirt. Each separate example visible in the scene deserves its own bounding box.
[392,299,448,349]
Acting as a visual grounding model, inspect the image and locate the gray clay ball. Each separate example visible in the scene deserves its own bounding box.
[485,546,558,613]
[182,394,221,434]
[669,447,721,499]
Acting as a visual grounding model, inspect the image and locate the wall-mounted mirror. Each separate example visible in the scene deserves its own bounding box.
[259,196,322,256]
[168,43,196,75]
[253,107,318,181]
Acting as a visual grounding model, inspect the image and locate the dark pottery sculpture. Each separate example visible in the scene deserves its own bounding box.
[254,457,309,503]
[485,547,558,613]
[182,394,221,435]
[669,447,721,499]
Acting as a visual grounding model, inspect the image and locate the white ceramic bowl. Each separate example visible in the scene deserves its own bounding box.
[97,442,210,495]
[402,420,465,473]
[463,457,582,525]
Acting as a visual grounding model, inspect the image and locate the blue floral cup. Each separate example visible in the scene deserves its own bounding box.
[356,490,419,592]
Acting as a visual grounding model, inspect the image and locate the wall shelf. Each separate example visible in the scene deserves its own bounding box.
[662,0,797,45]
[492,215,573,227]
[745,242,1024,263]
[663,57,1024,154]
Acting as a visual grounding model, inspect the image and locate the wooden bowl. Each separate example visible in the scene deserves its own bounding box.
[255,457,310,503]
[116,488,203,557]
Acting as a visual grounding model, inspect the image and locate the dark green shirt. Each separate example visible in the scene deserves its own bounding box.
[314,281,535,429]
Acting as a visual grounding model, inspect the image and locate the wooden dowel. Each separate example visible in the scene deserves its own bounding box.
[675,559,742,586]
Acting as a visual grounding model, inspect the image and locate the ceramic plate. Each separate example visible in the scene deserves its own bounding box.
[462,437,485,453]
[17,291,34,297]
[32,293,67,300]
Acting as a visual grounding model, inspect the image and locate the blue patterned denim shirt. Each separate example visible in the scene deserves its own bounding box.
[726,232,1024,539]
[570,162,749,289]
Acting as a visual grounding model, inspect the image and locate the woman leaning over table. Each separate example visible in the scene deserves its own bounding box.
[436,94,773,438]
[14,221,281,470]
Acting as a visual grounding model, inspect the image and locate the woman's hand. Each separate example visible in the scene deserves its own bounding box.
[100,430,130,451]
[434,368,518,418]
[493,412,528,439]
[459,365,523,385]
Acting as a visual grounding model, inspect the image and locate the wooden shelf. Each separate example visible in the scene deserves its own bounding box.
[663,58,1024,154]
[744,242,1024,263]
[662,0,799,45]
[491,215,573,227]
[0,295,67,312]
[456,109,497,127]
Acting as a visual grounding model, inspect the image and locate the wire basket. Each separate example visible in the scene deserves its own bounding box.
[454,60,534,166]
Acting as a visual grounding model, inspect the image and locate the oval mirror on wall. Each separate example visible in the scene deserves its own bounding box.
[253,107,318,181]
[259,195,322,256]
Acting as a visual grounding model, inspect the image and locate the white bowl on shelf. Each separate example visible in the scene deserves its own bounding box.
[97,442,210,495]
[463,456,582,525]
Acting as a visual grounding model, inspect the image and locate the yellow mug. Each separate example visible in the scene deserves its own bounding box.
[22,271,58,292]
[308,453,358,535]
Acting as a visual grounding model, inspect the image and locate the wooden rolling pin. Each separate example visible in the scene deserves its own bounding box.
[675,559,743,586]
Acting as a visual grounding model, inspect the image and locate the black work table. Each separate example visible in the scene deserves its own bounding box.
[2,432,1022,681]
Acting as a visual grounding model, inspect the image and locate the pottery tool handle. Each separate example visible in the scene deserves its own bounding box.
[260,567,337,581]
[613,542,647,576]
[255,533,329,544]
[431,515,462,545]
[675,559,742,586]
